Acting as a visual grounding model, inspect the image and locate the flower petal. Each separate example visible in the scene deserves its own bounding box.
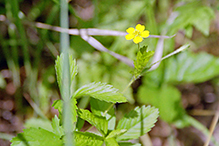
[141,30,150,38]
[133,36,143,44]
[126,27,135,33]
[125,34,135,40]
[135,24,145,32]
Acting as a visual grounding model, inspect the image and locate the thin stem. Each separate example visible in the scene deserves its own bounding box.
[103,76,135,117]
[103,103,114,117]
[60,0,74,146]
[122,76,135,94]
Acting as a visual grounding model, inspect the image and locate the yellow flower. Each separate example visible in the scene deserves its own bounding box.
[125,24,150,44]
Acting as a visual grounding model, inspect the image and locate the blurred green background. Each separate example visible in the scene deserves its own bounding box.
[0,0,219,145]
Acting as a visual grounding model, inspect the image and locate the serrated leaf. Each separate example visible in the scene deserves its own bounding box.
[11,128,63,146]
[133,46,154,77]
[77,109,108,135]
[119,142,141,146]
[52,98,78,123]
[105,138,119,146]
[106,129,127,139]
[73,82,127,103]
[55,55,62,91]
[90,98,116,131]
[164,51,219,83]
[116,105,159,141]
[137,85,186,124]
[55,54,78,94]
[51,115,64,138]
[74,131,104,146]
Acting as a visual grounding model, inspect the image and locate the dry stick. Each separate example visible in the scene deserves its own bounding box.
[35,22,174,38]
[35,22,174,68]
[148,37,164,71]
[0,16,173,67]
[189,109,216,116]
[204,104,219,146]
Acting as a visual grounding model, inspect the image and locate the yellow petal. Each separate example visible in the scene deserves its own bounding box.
[141,30,150,38]
[125,34,135,40]
[135,24,145,32]
[133,36,143,44]
[126,27,135,33]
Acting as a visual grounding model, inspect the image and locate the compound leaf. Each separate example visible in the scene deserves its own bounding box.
[116,105,159,141]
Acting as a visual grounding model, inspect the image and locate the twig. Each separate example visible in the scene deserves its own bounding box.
[0,15,174,67]
[189,109,216,116]
[204,103,219,146]
[148,37,164,71]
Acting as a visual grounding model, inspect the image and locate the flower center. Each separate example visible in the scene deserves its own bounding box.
[133,30,140,36]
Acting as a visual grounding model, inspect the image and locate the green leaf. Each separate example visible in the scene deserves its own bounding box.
[77,109,108,135]
[52,98,78,123]
[24,118,52,133]
[55,54,78,94]
[133,46,154,77]
[51,115,64,138]
[137,85,186,124]
[11,128,63,146]
[105,138,119,146]
[74,131,104,146]
[52,100,62,114]
[164,51,219,83]
[169,2,215,36]
[90,98,116,131]
[119,142,141,146]
[116,105,159,141]
[106,129,127,139]
[55,54,63,91]
[76,117,85,131]
[73,82,127,103]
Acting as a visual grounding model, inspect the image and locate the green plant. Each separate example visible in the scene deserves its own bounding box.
[10,54,159,146]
